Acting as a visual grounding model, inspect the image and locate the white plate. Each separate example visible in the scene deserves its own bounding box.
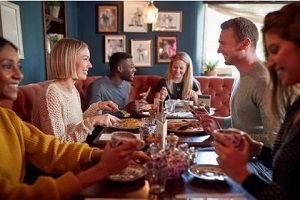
[108,165,146,182]
[188,164,227,181]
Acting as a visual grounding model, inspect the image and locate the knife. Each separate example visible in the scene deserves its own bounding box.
[141,87,151,101]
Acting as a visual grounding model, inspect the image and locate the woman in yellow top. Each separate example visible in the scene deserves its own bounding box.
[0,36,149,200]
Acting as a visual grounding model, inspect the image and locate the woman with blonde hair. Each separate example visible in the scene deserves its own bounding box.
[155,51,201,105]
[32,38,119,143]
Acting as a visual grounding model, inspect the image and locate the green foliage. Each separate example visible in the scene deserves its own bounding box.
[46,1,62,7]
[204,60,219,71]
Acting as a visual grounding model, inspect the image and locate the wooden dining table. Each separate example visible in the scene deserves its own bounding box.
[75,123,255,200]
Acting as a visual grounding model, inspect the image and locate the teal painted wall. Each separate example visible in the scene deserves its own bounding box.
[13,1,204,84]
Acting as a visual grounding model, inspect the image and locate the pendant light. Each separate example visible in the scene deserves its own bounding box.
[143,0,158,24]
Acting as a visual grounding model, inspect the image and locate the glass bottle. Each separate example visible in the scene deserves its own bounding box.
[163,133,189,179]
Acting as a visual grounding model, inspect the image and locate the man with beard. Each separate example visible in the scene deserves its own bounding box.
[86,52,143,114]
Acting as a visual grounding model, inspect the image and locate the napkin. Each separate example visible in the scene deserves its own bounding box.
[98,134,140,142]
[168,111,194,118]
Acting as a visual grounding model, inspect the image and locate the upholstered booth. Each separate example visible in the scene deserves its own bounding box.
[0,75,235,122]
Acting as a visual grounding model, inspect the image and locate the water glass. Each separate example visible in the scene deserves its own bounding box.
[165,99,175,114]
[145,162,168,194]
[139,118,157,145]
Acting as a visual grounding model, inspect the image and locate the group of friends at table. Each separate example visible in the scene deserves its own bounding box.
[1,2,300,199]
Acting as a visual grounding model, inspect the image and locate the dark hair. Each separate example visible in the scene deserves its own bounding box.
[221,17,258,49]
[262,3,300,46]
[109,52,132,71]
[262,2,300,118]
[0,37,18,52]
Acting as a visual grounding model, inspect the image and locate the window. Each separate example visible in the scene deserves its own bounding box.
[202,3,286,77]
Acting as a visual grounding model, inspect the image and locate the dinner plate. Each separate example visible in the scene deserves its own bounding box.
[108,165,146,182]
[111,118,141,130]
[167,119,204,134]
[188,164,227,181]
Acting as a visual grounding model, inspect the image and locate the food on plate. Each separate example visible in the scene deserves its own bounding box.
[120,110,130,118]
[167,120,202,131]
[141,104,153,111]
[116,118,141,128]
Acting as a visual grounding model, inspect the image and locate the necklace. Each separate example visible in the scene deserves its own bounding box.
[174,82,182,92]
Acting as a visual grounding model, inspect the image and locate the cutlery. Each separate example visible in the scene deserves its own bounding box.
[140,87,151,102]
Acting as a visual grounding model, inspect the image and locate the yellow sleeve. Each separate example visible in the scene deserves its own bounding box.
[0,108,96,199]
[1,172,82,200]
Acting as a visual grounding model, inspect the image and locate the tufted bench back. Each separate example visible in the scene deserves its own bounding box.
[195,76,234,117]
[0,75,235,122]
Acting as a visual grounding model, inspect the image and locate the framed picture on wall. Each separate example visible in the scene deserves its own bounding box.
[98,5,118,32]
[104,35,126,63]
[123,1,147,33]
[156,36,177,63]
[0,2,24,59]
[152,11,182,32]
[131,39,152,67]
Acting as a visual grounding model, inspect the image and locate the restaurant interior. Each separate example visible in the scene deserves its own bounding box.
[0,1,290,199]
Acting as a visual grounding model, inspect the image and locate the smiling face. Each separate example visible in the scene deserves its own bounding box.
[217,28,244,66]
[75,47,92,80]
[120,58,136,81]
[0,44,23,101]
[171,60,187,82]
[265,33,300,86]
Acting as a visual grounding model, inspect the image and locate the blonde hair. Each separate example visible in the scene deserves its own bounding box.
[50,38,88,79]
[165,51,194,97]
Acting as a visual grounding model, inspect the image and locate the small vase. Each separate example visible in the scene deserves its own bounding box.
[49,6,60,18]
[204,70,218,76]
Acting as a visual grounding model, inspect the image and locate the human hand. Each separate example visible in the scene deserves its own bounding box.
[130,151,151,166]
[90,114,120,127]
[159,87,168,100]
[239,132,263,157]
[76,142,137,187]
[212,132,251,184]
[185,89,197,100]
[196,114,220,135]
[97,142,137,177]
[98,101,118,112]
[124,100,143,113]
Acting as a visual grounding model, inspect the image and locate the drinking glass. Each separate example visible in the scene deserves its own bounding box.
[139,118,158,145]
[145,162,168,193]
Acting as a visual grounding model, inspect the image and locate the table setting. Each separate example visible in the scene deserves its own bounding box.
[82,100,255,200]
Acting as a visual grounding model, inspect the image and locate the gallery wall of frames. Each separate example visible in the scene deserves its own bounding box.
[98,2,183,67]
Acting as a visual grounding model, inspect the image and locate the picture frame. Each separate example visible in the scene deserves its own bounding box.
[123,1,147,33]
[0,2,24,59]
[131,39,152,67]
[156,36,177,63]
[152,11,182,32]
[104,35,126,63]
[98,5,118,33]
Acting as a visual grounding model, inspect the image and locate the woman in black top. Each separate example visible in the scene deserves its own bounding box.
[155,51,201,105]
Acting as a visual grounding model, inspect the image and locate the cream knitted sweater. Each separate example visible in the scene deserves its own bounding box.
[31,82,100,143]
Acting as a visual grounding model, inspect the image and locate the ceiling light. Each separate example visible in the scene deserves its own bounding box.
[143,1,158,24]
